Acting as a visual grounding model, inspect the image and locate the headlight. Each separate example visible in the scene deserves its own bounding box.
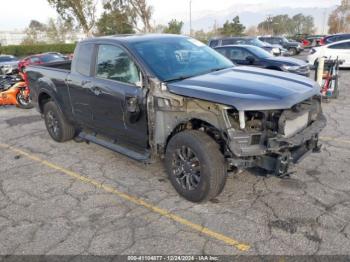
[272,47,280,54]
[1,65,13,74]
[282,65,300,71]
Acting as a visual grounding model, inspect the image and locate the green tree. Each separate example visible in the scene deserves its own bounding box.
[46,17,76,43]
[328,0,350,33]
[163,19,184,34]
[22,20,47,45]
[47,0,96,36]
[218,16,245,36]
[97,0,134,35]
[292,13,315,34]
[103,0,153,32]
[258,14,314,35]
[97,11,134,35]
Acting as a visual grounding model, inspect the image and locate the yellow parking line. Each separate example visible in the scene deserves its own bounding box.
[320,136,350,144]
[0,142,250,252]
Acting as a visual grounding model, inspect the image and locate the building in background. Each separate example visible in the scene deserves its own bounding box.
[0,30,86,46]
[0,31,26,45]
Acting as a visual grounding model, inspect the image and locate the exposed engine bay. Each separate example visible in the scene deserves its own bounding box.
[225,96,325,176]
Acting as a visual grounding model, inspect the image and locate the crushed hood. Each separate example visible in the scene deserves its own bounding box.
[167,66,320,111]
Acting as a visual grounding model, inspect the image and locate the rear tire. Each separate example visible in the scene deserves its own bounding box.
[165,130,227,202]
[43,101,75,142]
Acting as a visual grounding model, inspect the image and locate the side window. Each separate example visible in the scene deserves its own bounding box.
[209,40,219,48]
[228,48,251,60]
[96,44,140,85]
[333,36,339,42]
[30,56,40,63]
[264,38,272,44]
[329,42,350,49]
[215,48,227,57]
[222,39,235,45]
[271,38,280,44]
[75,43,93,76]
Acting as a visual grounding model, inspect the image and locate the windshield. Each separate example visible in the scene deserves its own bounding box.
[248,46,273,59]
[247,38,268,47]
[41,54,65,63]
[282,37,290,43]
[0,56,17,62]
[130,37,233,82]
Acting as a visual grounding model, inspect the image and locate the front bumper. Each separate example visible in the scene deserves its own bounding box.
[228,113,327,175]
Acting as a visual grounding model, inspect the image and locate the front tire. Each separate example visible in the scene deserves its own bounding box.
[165,130,227,202]
[43,101,75,142]
[289,47,297,56]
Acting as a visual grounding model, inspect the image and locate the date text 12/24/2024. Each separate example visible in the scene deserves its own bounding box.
[127,256,219,261]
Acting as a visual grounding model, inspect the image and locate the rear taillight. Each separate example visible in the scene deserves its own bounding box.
[319,38,325,45]
[302,40,310,46]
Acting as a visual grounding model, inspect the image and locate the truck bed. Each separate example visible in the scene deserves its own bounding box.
[26,61,72,117]
[37,60,72,71]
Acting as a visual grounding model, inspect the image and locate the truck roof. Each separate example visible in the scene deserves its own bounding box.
[80,34,187,45]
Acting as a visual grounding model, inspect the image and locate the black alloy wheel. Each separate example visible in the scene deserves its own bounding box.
[172,145,201,191]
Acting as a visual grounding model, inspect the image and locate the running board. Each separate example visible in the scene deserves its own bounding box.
[78,132,150,162]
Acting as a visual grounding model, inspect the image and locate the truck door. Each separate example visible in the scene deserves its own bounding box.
[89,44,148,150]
[66,43,95,127]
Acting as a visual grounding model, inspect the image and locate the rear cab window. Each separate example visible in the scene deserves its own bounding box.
[75,43,94,76]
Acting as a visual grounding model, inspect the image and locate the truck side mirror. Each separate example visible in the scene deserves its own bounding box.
[135,71,143,88]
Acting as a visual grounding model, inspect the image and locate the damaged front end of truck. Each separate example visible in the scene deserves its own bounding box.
[224,96,326,176]
[150,66,327,177]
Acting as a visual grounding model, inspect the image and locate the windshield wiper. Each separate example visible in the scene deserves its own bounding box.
[164,67,232,82]
[164,75,195,82]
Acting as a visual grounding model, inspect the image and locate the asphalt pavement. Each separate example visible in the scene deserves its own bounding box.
[0,52,350,256]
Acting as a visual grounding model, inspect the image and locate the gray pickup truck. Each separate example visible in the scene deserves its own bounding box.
[27,34,326,202]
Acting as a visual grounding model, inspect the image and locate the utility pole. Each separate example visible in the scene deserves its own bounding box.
[189,0,192,36]
[323,9,327,34]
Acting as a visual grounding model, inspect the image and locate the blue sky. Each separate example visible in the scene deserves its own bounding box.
[0,0,339,31]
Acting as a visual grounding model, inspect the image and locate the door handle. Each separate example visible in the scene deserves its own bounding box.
[91,86,102,96]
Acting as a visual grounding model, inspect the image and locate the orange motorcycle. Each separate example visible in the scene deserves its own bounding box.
[0,72,33,109]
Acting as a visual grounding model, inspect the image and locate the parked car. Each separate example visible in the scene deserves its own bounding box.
[215,45,310,76]
[0,55,19,74]
[259,36,303,55]
[208,37,282,56]
[27,34,326,202]
[18,52,67,71]
[320,33,350,45]
[308,39,350,68]
[301,35,325,48]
